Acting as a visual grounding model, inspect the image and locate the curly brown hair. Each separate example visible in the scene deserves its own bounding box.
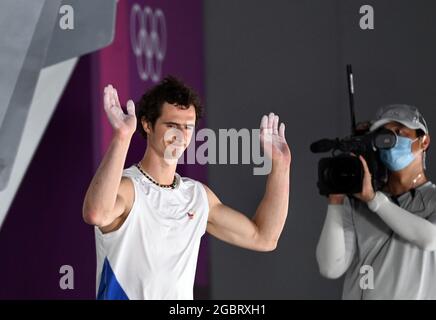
[136,75,202,139]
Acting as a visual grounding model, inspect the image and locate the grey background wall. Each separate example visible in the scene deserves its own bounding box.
[204,0,436,299]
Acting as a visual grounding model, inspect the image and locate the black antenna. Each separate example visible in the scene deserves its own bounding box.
[346,64,356,135]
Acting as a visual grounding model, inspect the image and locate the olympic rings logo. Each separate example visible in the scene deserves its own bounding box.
[130,4,167,82]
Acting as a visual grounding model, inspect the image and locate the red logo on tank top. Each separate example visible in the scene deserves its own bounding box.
[187,211,195,219]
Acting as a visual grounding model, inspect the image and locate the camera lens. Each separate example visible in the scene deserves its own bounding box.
[374,128,397,149]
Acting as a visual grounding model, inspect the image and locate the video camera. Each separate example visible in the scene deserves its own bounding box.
[310,65,397,196]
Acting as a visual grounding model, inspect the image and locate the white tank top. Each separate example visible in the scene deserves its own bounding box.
[94,165,209,300]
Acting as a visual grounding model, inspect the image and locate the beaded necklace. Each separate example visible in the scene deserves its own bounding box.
[135,163,177,189]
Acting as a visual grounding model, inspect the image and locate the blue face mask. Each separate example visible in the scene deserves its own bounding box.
[379,136,419,171]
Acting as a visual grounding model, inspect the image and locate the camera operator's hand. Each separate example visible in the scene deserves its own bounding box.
[353,155,376,203]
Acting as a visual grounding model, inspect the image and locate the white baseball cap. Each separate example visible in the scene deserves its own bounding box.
[370,104,428,134]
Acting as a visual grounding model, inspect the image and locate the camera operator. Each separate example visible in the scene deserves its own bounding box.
[316,104,436,299]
